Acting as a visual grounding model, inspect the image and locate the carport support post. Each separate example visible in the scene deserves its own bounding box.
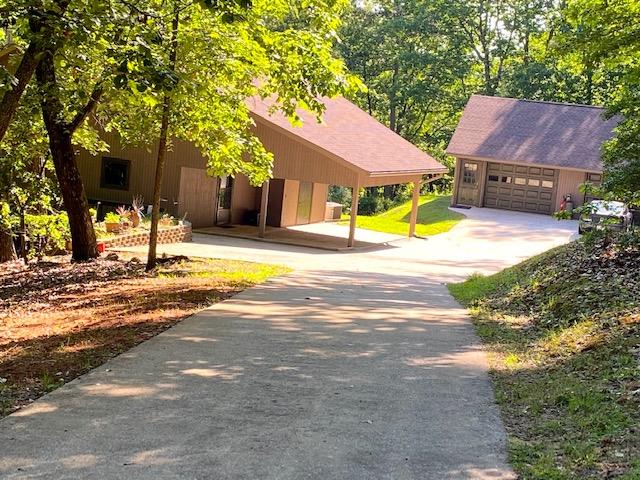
[258,180,269,238]
[408,180,421,238]
[348,181,360,248]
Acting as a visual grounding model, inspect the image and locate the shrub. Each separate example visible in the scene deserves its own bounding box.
[24,212,70,257]
[104,212,121,224]
[358,195,385,215]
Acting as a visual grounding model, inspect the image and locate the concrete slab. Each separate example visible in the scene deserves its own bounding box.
[1,208,576,479]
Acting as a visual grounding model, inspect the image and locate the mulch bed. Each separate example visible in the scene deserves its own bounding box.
[0,254,256,417]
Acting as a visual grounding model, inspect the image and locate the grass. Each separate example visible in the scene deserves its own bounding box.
[338,194,464,236]
[448,238,640,479]
[0,254,289,417]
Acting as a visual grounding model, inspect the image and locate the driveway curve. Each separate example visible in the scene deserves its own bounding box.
[0,209,576,479]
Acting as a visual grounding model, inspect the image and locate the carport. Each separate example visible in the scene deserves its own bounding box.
[247,95,448,247]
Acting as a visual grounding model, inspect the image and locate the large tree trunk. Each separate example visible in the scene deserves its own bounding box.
[0,230,17,263]
[36,52,98,262]
[0,0,72,144]
[146,8,180,271]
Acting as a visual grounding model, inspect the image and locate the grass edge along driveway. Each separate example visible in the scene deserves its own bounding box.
[339,194,464,236]
[448,241,640,480]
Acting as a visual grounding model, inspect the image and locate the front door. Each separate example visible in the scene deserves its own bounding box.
[296,181,313,225]
[457,161,480,206]
[216,176,234,225]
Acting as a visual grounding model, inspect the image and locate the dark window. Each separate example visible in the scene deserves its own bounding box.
[100,157,130,190]
[501,176,512,183]
[488,175,499,182]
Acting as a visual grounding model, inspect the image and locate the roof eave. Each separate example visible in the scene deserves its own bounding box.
[446,151,603,173]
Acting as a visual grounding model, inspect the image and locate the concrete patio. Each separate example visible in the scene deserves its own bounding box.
[193,223,404,251]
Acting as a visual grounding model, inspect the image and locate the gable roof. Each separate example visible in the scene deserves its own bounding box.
[247,96,447,176]
[446,95,619,172]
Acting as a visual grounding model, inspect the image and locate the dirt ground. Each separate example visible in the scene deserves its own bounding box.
[0,253,286,417]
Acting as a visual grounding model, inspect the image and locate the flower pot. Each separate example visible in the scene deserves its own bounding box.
[105,222,120,233]
[129,211,141,228]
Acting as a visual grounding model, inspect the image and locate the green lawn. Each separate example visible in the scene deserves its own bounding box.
[339,194,464,236]
[448,239,640,479]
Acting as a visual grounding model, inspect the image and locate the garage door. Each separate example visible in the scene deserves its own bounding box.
[484,163,558,214]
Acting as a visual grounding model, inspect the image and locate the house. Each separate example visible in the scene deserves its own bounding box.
[77,95,447,247]
[446,95,619,214]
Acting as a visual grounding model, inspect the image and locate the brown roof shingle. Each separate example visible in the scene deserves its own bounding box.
[248,96,447,175]
[446,95,619,172]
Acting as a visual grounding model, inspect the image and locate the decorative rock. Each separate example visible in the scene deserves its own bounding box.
[105,253,119,261]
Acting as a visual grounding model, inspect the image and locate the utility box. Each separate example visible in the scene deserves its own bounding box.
[324,202,342,221]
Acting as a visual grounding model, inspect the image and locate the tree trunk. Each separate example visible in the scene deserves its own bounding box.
[0,230,17,263]
[147,8,180,271]
[0,0,71,143]
[36,52,98,262]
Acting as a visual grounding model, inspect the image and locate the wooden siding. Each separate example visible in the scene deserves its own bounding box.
[280,180,300,227]
[360,174,423,187]
[556,169,587,210]
[177,167,218,227]
[76,132,207,215]
[310,183,328,223]
[254,122,359,186]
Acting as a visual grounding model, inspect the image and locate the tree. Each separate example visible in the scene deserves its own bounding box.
[0,0,72,143]
[101,0,359,269]
[0,90,57,262]
[564,0,640,203]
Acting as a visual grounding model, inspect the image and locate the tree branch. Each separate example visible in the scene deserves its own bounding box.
[68,84,104,132]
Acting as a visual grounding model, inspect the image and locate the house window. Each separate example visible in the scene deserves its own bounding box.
[514,177,526,185]
[501,176,512,183]
[542,180,554,189]
[488,175,499,182]
[100,157,130,190]
[462,162,477,185]
[528,178,540,187]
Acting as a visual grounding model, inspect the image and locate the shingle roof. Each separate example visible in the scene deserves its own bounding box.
[446,95,619,172]
[248,96,447,175]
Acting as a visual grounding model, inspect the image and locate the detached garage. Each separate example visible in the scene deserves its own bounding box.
[447,95,617,214]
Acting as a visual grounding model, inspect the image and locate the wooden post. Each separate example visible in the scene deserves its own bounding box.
[408,179,421,238]
[348,181,359,247]
[258,180,269,238]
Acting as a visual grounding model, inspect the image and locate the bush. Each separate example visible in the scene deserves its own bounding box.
[358,195,385,215]
[24,212,70,257]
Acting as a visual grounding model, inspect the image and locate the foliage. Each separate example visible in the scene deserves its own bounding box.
[449,235,640,478]
[23,212,70,257]
[563,0,640,203]
[328,185,352,209]
[339,194,464,236]
[103,212,121,224]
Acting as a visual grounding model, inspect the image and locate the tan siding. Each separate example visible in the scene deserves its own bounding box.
[556,169,587,210]
[280,180,300,227]
[360,174,423,187]
[255,123,359,186]
[310,183,328,223]
[177,167,218,227]
[76,132,208,215]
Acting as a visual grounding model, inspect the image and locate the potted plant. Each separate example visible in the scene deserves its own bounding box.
[116,206,132,231]
[129,195,144,228]
[159,214,174,227]
[104,212,121,233]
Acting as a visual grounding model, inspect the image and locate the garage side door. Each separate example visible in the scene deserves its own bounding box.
[484,163,558,214]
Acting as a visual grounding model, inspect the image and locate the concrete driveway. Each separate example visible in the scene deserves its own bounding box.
[0,208,576,479]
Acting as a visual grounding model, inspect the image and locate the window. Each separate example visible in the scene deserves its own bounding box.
[528,178,540,187]
[488,175,499,182]
[100,157,130,190]
[462,162,477,185]
[542,180,554,189]
[514,177,526,185]
[501,176,512,183]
